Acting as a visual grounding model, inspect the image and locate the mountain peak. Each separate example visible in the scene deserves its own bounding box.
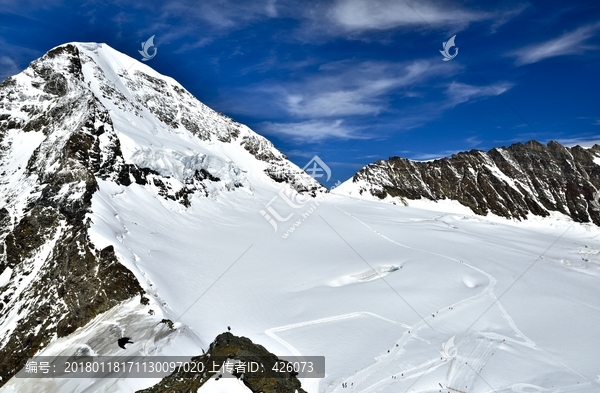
[0,42,323,386]
[3,41,323,195]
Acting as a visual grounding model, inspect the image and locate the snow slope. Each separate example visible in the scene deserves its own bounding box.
[2,43,600,392]
[6,187,600,392]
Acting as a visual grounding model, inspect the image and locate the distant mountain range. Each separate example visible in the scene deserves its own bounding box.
[336,141,600,225]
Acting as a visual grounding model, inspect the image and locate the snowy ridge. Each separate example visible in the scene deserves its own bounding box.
[75,42,321,196]
[0,42,321,388]
[333,141,600,226]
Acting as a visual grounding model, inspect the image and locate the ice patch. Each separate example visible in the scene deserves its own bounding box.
[130,148,250,190]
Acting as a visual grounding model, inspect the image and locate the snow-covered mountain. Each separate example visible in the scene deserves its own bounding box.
[0,42,321,388]
[334,141,600,225]
[1,43,600,393]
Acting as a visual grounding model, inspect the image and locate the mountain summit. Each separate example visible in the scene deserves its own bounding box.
[0,42,320,386]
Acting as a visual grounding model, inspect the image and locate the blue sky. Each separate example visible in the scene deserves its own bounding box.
[1,0,599,186]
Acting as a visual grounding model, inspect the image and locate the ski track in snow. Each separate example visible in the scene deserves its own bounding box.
[292,204,590,393]
[266,313,410,393]
[261,203,498,392]
[330,204,511,393]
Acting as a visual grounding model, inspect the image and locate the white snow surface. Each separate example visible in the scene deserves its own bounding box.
[9,185,598,392]
[0,267,12,288]
[2,44,600,393]
[197,378,252,393]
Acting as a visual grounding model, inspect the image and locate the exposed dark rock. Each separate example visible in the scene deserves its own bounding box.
[43,73,68,96]
[136,332,308,393]
[160,318,175,330]
[0,46,143,386]
[194,168,220,182]
[349,141,600,225]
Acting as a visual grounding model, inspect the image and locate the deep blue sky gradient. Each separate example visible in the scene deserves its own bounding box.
[1,0,599,185]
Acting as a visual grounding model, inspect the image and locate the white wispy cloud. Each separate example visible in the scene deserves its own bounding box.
[219,61,511,143]
[555,136,600,148]
[444,81,513,107]
[509,21,600,65]
[215,58,452,121]
[159,0,289,29]
[126,0,522,45]
[325,0,524,34]
[276,59,449,118]
[285,90,380,117]
[0,56,21,80]
[465,136,483,147]
[1,0,62,12]
[282,149,321,159]
[260,119,358,142]
[329,0,480,31]
[0,38,41,80]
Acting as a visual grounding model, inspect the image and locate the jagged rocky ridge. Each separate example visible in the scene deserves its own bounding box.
[137,332,307,393]
[344,141,600,225]
[0,43,322,387]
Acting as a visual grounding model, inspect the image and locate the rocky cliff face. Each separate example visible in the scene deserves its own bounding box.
[0,43,322,386]
[340,141,600,225]
[137,332,307,393]
[0,44,145,384]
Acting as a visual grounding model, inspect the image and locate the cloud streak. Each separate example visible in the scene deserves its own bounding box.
[324,0,525,36]
[274,59,449,118]
[260,119,358,142]
[221,58,458,142]
[509,21,600,65]
[444,81,513,107]
[410,149,462,161]
[0,56,21,80]
[329,0,482,31]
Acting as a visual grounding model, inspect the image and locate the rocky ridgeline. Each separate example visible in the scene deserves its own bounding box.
[348,141,600,225]
[137,332,307,393]
[0,45,144,385]
[0,43,322,386]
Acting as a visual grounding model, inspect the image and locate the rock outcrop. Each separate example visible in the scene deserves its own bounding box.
[137,332,308,393]
[342,141,600,225]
